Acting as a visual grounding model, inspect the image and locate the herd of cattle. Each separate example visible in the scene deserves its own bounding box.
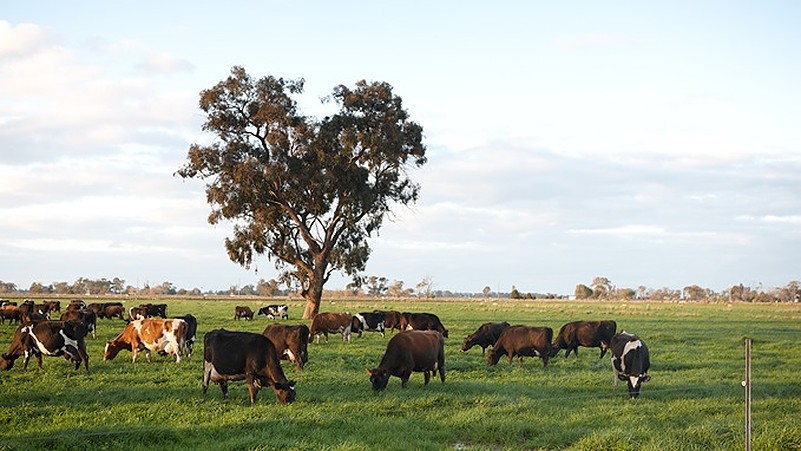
[0,299,651,404]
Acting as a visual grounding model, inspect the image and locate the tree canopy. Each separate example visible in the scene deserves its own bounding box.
[177,66,426,318]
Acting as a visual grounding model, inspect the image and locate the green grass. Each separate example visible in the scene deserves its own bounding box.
[1,299,799,450]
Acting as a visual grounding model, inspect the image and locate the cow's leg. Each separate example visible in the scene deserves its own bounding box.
[438,364,446,384]
[400,370,412,388]
[599,345,608,359]
[245,376,259,404]
[202,362,212,398]
[424,371,431,385]
[220,380,229,399]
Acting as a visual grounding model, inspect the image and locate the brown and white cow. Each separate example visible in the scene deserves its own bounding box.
[461,321,510,354]
[103,318,188,364]
[611,331,651,399]
[203,329,296,405]
[551,320,617,359]
[367,330,445,391]
[309,312,361,343]
[1,320,89,373]
[234,306,254,320]
[263,324,310,370]
[488,325,553,367]
[399,312,449,338]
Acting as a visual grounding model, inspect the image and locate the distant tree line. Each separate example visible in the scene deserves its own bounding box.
[1,275,798,303]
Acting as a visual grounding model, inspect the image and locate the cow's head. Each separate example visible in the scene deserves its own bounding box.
[271,380,296,405]
[103,341,124,361]
[0,353,16,370]
[460,335,476,352]
[618,373,651,399]
[367,368,390,391]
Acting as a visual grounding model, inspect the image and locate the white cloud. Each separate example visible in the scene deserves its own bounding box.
[0,21,50,58]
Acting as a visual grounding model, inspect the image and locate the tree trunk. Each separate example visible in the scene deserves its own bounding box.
[301,273,325,320]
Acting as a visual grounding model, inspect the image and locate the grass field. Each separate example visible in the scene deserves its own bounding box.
[0,298,799,450]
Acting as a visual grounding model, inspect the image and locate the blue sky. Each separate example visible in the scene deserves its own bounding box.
[1,1,799,294]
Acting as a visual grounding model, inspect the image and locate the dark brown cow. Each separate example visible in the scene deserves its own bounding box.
[263,324,310,370]
[1,320,89,373]
[309,312,361,343]
[234,306,254,320]
[367,330,445,391]
[18,301,35,323]
[0,305,22,325]
[551,320,617,358]
[488,325,553,367]
[104,318,188,363]
[460,321,510,354]
[381,310,403,334]
[46,300,61,313]
[399,312,449,338]
[60,309,97,339]
[203,329,296,405]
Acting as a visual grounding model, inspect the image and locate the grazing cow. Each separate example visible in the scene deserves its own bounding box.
[381,310,403,334]
[263,324,310,370]
[66,300,86,312]
[400,312,449,338]
[46,300,61,313]
[129,306,147,321]
[488,325,553,367]
[174,314,198,358]
[367,330,446,391]
[101,304,125,320]
[257,304,289,320]
[461,321,511,354]
[0,320,89,373]
[611,331,651,399]
[309,312,361,343]
[353,311,386,338]
[18,301,35,323]
[202,329,296,405]
[104,318,188,364]
[60,309,97,339]
[234,306,254,320]
[140,303,167,318]
[551,320,617,359]
[0,305,22,325]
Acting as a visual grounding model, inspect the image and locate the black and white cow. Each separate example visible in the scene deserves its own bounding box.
[353,311,386,338]
[610,331,651,399]
[257,304,289,320]
[0,320,89,373]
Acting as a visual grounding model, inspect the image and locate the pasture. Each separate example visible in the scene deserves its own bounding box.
[0,299,799,450]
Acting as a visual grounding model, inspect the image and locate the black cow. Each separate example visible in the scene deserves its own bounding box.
[263,324,310,370]
[551,320,617,358]
[488,325,553,367]
[399,312,449,338]
[60,309,97,339]
[611,331,651,399]
[367,330,445,391]
[140,303,167,318]
[174,314,198,358]
[202,329,296,405]
[1,320,89,373]
[257,304,289,320]
[353,311,386,338]
[461,321,510,354]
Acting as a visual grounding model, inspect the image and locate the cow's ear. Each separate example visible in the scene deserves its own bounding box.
[366,368,373,375]
[642,375,651,383]
[617,374,628,381]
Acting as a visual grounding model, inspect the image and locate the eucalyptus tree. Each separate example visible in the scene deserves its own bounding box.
[177,66,426,318]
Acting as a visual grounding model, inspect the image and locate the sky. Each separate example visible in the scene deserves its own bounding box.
[1,1,800,295]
